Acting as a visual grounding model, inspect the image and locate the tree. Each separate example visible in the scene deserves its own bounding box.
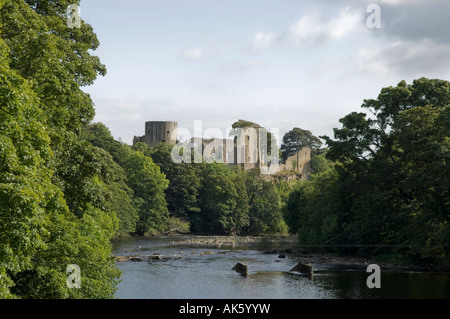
[231,119,277,156]
[231,119,260,129]
[0,33,55,298]
[123,150,169,235]
[194,163,249,235]
[319,78,450,263]
[146,143,201,219]
[281,128,322,162]
[243,169,285,235]
[0,29,120,299]
[81,123,140,235]
[231,170,251,234]
[95,147,139,236]
[310,154,333,175]
[1,0,106,132]
[283,169,340,245]
[81,122,131,165]
[0,0,121,298]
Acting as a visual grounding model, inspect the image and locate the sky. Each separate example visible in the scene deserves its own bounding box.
[80,0,450,145]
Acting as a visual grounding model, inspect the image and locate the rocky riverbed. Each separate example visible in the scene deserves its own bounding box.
[112,235,437,271]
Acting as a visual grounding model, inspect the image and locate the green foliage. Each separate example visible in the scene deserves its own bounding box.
[123,149,169,235]
[283,169,340,240]
[310,153,333,175]
[81,123,141,235]
[181,163,287,236]
[166,216,190,234]
[95,147,138,236]
[82,123,170,236]
[0,36,53,297]
[231,119,260,129]
[193,163,249,235]
[243,169,285,235]
[147,142,201,219]
[82,124,288,237]
[1,0,105,132]
[135,140,286,236]
[0,0,120,298]
[281,127,322,162]
[82,123,131,165]
[285,78,450,265]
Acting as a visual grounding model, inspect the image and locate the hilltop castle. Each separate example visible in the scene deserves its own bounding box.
[133,121,178,147]
[133,121,311,180]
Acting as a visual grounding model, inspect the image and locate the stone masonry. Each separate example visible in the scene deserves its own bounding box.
[134,121,311,179]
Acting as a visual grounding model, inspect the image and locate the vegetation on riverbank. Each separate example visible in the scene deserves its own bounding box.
[83,123,289,237]
[0,1,120,298]
[283,78,450,270]
[1,0,448,300]
[113,234,447,272]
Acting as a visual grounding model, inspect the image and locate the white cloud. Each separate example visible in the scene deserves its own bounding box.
[356,48,390,75]
[253,32,275,50]
[219,59,267,73]
[329,8,363,39]
[287,7,363,47]
[356,39,450,77]
[179,47,205,61]
[377,0,423,6]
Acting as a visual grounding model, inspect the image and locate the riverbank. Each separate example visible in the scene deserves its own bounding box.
[113,235,449,272]
[166,235,433,272]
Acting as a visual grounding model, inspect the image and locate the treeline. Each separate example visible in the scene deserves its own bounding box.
[283,78,450,267]
[1,0,448,301]
[0,0,289,299]
[81,123,288,237]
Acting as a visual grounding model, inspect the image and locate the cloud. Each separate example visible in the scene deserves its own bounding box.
[377,0,424,6]
[219,59,267,73]
[179,47,205,61]
[355,48,389,75]
[287,7,363,47]
[317,0,425,7]
[253,32,275,50]
[249,7,364,52]
[355,1,450,77]
[282,1,450,80]
[349,39,450,79]
[380,1,450,45]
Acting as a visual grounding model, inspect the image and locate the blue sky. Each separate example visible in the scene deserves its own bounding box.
[80,0,450,145]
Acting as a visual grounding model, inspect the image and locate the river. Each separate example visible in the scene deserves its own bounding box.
[112,236,450,299]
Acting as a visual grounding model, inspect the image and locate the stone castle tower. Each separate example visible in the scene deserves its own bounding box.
[133,120,311,180]
[133,121,178,147]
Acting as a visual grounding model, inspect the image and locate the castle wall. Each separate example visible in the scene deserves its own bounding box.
[133,121,311,179]
[279,147,311,180]
[233,127,261,170]
[134,121,178,147]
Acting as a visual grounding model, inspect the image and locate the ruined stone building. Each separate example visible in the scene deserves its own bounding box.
[278,147,311,180]
[133,121,311,180]
[133,121,178,147]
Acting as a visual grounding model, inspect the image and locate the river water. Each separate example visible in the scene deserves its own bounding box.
[112,237,450,299]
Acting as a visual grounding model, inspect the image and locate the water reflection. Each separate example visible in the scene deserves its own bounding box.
[112,237,450,299]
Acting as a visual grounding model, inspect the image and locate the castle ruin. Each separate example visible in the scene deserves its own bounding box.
[133,121,178,147]
[133,121,311,180]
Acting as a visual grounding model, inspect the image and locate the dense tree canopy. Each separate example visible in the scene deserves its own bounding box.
[82,123,170,236]
[286,78,450,267]
[281,128,322,162]
[0,0,120,298]
[2,0,448,300]
[146,142,201,219]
